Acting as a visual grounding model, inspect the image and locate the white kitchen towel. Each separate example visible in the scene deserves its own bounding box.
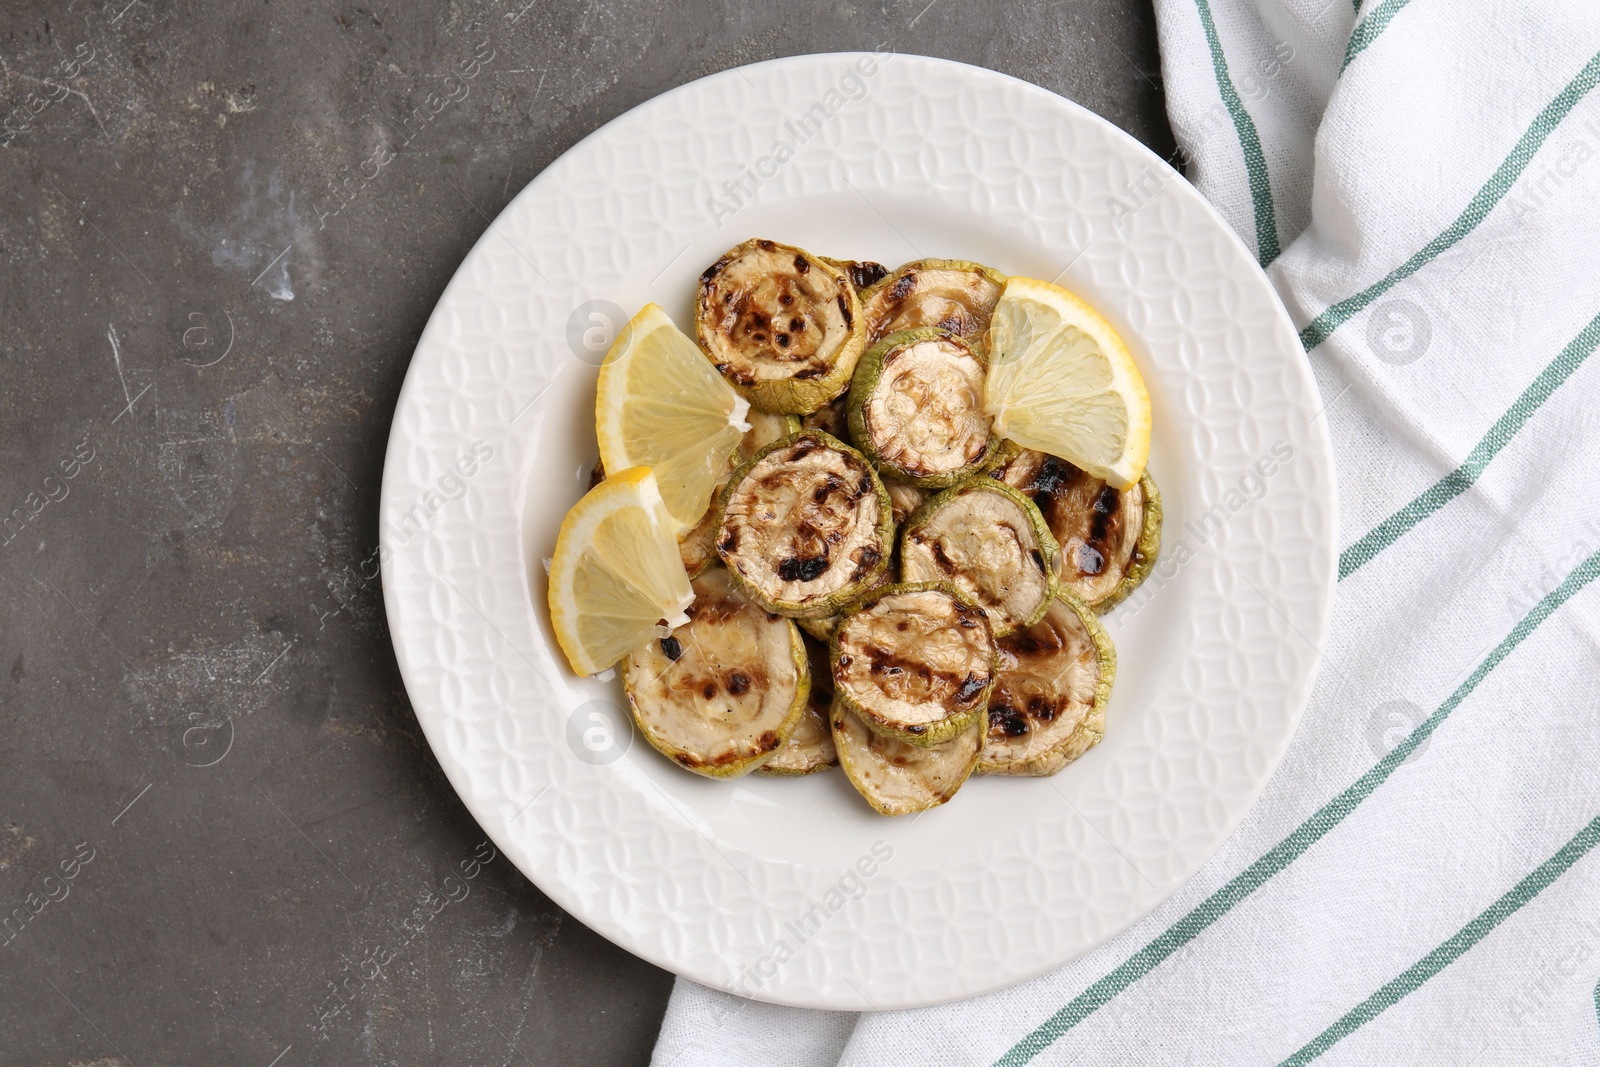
[653,4,1600,1064]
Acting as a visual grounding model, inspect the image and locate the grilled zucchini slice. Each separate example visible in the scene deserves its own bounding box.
[832,698,980,815]
[696,239,867,414]
[989,445,1161,612]
[977,593,1115,776]
[899,480,1060,637]
[715,430,892,618]
[758,637,839,776]
[860,259,1007,346]
[847,327,996,487]
[623,567,808,778]
[828,582,995,747]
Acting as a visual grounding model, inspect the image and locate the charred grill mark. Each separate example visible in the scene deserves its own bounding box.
[931,541,958,573]
[727,671,752,695]
[660,636,683,661]
[848,261,889,289]
[776,333,790,348]
[1089,485,1120,542]
[759,730,781,751]
[702,682,717,700]
[793,255,810,273]
[1076,543,1105,576]
[701,254,733,282]
[888,274,917,304]
[719,529,740,554]
[1006,632,1042,656]
[868,655,902,677]
[813,473,844,503]
[1030,455,1070,502]
[956,673,988,704]
[757,239,776,251]
[955,603,986,628]
[990,703,1029,737]
[852,545,882,579]
[779,293,794,306]
[793,365,823,379]
[757,472,793,493]
[837,294,853,328]
[778,556,829,582]
[1031,549,1046,574]
[678,740,768,768]
[854,639,988,712]
[787,442,817,463]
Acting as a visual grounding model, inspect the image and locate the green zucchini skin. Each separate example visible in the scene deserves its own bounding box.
[1093,470,1162,614]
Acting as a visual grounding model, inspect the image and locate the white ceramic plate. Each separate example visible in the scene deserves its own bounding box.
[379,52,1336,1010]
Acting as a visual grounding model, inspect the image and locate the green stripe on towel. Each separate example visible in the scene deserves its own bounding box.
[1280,811,1600,1064]
[994,550,1600,1067]
[1194,0,1281,264]
[1300,51,1600,352]
[1341,0,1413,73]
[1339,309,1600,579]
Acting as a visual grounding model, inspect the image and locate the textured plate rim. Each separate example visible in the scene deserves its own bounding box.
[379,51,1337,1010]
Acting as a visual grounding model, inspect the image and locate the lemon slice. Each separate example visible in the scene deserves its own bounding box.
[548,466,694,676]
[596,304,751,533]
[982,277,1151,490]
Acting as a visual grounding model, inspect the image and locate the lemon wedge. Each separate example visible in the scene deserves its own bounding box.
[596,304,750,533]
[982,277,1151,490]
[548,466,694,676]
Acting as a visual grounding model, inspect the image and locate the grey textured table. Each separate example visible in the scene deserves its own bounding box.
[0,1,1172,1062]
